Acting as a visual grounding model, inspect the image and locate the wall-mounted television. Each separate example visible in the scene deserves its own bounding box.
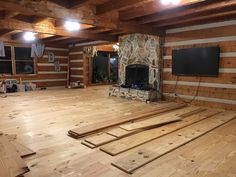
[172,46,220,76]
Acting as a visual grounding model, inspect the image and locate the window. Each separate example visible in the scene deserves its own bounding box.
[0,45,35,75]
[15,47,35,74]
[0,46,12,74]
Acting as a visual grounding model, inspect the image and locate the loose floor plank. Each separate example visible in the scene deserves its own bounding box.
[81,141,96,149]
[0,134,29,177]
[100,109,220,155]
[112,111,236,174]
[68,103,186,138]
[83,106,204,147]
[120,106,204,131]
[106,128,135,138]
[140,119,236,177]
[85,133,117,146]
[11,141,36,158]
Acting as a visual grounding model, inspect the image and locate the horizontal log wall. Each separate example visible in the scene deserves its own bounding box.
[0,46,69,88]
[68,45,87,86]
[162,20,236,110]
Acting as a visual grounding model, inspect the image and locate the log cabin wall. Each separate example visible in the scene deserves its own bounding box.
[162,20,236,111]
[0,42,69,88]
[68,44,88,86]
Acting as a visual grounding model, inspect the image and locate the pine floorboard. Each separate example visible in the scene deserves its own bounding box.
[0,85,235,177]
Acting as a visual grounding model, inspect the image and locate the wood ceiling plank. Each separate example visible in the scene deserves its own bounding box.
[96,0,154,15]
[139,0,236,24]
[155,9,236,28]
[0,29,14,37]
[3,11,19,19]
[42,36,71,43]
[119,0,205,21]
[49,0,71,8]
[70,0,90,9]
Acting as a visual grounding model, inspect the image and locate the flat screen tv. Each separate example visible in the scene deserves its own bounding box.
[172,46,220,76]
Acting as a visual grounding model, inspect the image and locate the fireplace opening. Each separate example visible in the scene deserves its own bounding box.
[124,64,149,90]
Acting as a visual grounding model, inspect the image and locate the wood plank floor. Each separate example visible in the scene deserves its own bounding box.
[0,85,235,177]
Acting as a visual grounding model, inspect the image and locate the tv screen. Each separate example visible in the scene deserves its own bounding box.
[172,46,220,76]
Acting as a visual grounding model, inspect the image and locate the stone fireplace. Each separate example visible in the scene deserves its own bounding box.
[109,33,161,102]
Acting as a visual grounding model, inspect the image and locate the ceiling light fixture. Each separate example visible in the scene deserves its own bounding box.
[172,0,180,5]
[161,0,170,5]
[161,0,180,5]
[64,21,80,31]
[113,43,119,51]
[23,32,36,41]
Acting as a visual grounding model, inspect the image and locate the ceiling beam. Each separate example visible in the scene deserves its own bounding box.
[52,38,88,44]
[0,0,163,35]
[89,27,113,34]
[96,0,153,15]
[49,0,71,8]
[0,19,117,41]
[70,0,89,9]
[49,0,89,9]
[3,11,19,19]
[42,36,70,43]
[0,29,14,37]
[139,0,235,24]
[154,9,236,28]
[119,0,204,21]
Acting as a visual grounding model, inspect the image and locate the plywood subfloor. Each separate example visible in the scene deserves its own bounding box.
[0,85,235,177]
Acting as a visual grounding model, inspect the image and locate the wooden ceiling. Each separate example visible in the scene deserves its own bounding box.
[0,0,235,46]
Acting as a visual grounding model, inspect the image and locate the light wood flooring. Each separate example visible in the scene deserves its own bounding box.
[0,86,235,177]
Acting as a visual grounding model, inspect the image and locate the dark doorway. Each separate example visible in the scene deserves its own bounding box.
[92,51,118,84]
[125,64,149,89]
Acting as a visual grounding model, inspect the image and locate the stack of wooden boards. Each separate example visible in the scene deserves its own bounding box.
[68,102,236,174]
[0,132,36,177]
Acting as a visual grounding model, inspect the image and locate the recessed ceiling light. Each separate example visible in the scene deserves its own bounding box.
[23,32,36,41]
[64,21,80,31]
[161,0,170,5]
[171,0,180,5]
[161,0,180,5]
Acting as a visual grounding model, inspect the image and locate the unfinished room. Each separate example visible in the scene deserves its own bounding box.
[0,0,235,176]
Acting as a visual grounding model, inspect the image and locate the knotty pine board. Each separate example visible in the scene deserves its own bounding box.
[111,111,236,173]
[85,133,117,146]
[68,103,186,138]
[120,107,205,131]
[107,128,135,138]
[0,135,29,177]
[139,119,236,177]
[83,106,204,147]
[100,109,220,155]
